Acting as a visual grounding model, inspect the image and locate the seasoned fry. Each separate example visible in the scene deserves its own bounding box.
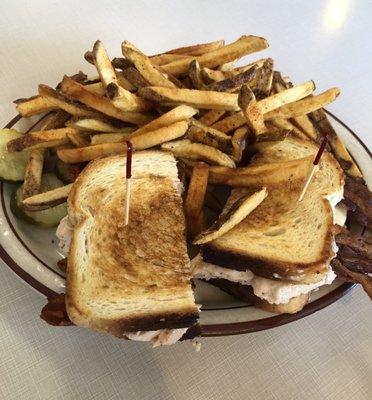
[138,86,240,111]
[155,39,225,57]
[67,131,90,147]
[187,119,232,152]
[131,105,197,137]
[211,112,246,133]
[7,127,78,152]
[22,149,45,199]
[258,80,315,114]
[22,184,73,211]
[198,110,226,126]
[231,126,249,162]
[207,66,257,92]
[269,118,309,141]
[188,60,206,90]
[264,88,340,119]
[272,71,318,141]
[15,96,57,117]
[60,76,153,125]
[150,53,193,66]
[184,162,209,238]
[92,40,117,88]
[201,68,226,83]
[310,108,362,178]
[38,85,102,118]
[207,157,313,186]
[111,57,133,70]
[193,187,268,244]
[218,59,237,71]
[161,35,268,76]
[91,133,132,145]
[249,58,274,98]
[238,84,267,135]
[22,110,71,199]
[84,82,106,95]
[121,67,150,88]
[106,81,151,112]
[228,58,270,76]
[58,121,189,163]
[66,117,136,133]
[122,42,176,88]
[161,139,235,167]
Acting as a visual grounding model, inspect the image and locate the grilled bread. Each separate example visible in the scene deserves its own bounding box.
[202,137,344,284]
[66,151,199,336]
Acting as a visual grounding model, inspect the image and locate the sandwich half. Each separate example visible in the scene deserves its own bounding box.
[193,137,346,313]
[58,150,199,345]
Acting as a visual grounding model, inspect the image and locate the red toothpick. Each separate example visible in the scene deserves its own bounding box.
[298,133,329,201]
[124,141,133,225]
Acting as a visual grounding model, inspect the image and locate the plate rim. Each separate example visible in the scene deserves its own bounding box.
[0,110,368,336]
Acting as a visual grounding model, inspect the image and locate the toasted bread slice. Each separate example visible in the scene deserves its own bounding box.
[66,151,199,336]
[202,137,344,283]
[209,278,310,314]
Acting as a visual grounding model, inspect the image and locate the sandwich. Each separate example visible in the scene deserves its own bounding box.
[56,150,199,345]
[192,137,346,314]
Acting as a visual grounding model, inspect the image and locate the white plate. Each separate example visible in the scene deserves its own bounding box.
[1,111,370,336]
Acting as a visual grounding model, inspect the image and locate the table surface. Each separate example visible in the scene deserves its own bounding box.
[0,1,371,399]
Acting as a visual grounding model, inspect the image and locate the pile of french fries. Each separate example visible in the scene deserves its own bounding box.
[10,35,362,236]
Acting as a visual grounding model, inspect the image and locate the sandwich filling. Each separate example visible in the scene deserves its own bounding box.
[192,254,336,304]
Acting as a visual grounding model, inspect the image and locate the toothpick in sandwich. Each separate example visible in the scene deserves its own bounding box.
[124,140,133,225]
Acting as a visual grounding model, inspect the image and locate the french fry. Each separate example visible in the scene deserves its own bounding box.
[84,82,106,95]
[15,96,57,117]
[122,41,176,88]
[207,157,313,186]
[91,132,132,145]
[264,88,340,119]
[227,58,270,77]
[150,53,193,66]
[106,81,151,112]
[201,68,226,83]
[187,119,232,152]
[231,126,249,162]
[38,85,102,118]
[193,187,268,244]
[238,84,267,135]
[57,142,126,163]
[66,117,136,133]
[7,127,78,152]
[138,86,240,111]
[22,110,71,199]
[198,110,226,126]
[67,131,90,147]
[111,57,134,70]
[60,76,153,125]
[249,58,274,98]
[121,67,150,88]
[207,66,257,93]
[130,105,198,137]
[161,139,235,167]
[58,121,189,163]
[155,39,225,57]
[161,35,269,76]
[188,60,206,90]
[269,118,309,141]
[184,162,209,238]
[91,40,118,88]
[272,71,318,140]
[211,111,246,133]
[22,149,45,199]
[258,80,315,114]
[22,184,73,211]
[218,59,237,71]
[310,108,362,178]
